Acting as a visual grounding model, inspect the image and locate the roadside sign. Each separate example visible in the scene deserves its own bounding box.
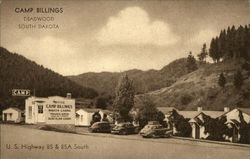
[12,89,31,96]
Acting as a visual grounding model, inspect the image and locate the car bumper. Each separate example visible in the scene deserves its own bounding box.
[88,128,96,133]
[111,130,120,134]
[140,133,152,137]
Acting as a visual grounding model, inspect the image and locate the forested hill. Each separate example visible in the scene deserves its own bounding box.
[0,47,98,111]
[136,24,250,110]
[68,58,192,95]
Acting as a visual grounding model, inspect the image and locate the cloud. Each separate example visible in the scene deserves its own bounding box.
[96,7,179,46]
[8,36,81,75]
[188,29,218,46]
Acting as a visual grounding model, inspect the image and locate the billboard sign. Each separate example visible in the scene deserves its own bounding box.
[12,89,31,96]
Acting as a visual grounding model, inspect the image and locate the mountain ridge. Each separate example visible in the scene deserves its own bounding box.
[67,58,192,95]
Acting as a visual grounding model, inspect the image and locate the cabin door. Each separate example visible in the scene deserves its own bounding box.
[4,113,7,121]
[195,124,200,139]
[37,105,45,122]
[232,126,239,143]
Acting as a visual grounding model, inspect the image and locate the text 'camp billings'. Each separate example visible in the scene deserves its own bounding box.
[15,8,63,13]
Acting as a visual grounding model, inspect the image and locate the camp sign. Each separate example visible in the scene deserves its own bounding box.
[12,89,30,96]
[45,98,75,124]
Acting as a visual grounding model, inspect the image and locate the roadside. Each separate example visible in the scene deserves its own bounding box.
[2,124,249,159]
[1,123,250,150]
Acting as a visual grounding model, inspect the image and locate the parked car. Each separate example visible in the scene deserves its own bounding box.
[111,122,139,135]
[89,121,111,133]
[139,123,172,138]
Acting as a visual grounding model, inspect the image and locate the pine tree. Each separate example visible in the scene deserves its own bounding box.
[197,43,208,63]
[186,51,198,73]
[219,29,227,60]
[209,37,221,63]
[113,74,135,122]
[209,38,217,62]
[218,72,226,88]
[234,70,244,89]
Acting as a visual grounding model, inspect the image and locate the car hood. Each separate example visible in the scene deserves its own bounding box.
[140,128,153,134]
[112,126,123,130]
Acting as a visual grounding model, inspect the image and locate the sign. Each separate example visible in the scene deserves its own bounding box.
[12,89,31,96]
[45,97,75,124]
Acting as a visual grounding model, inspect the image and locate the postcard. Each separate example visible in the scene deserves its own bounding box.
[1,0,250,159]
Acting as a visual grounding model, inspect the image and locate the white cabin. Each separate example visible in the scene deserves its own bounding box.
[75,108,113,126]
[2,107,24,123]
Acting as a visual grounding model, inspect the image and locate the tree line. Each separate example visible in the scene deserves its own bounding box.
[209,24,250,62]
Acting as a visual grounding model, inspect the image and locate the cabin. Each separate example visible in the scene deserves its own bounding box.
[2,107,24,123]
[75,108,113,126]
[218,108,250,143]
[188,108,225,139]
[161,107,225,137]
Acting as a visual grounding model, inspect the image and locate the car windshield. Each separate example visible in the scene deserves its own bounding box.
[91,123,100,127]
[116,123,125,127]
[146,125,162,129]
[145,125,153,129]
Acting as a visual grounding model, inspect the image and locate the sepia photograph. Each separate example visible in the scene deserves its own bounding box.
[0,0,250,159]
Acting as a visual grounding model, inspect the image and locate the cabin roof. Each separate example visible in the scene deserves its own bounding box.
[76,108,112,114]
[3,107,24,113]
[239,108,250,115]
[178,111,199,119]
[157,107,177,114]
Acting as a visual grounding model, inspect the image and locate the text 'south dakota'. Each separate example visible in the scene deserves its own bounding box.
[18,24,59,29]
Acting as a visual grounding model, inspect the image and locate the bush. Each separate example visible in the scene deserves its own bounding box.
[169,110,192,137]
[180,94,192,105]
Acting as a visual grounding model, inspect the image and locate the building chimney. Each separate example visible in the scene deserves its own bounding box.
[197,107,202,112]
[224,107,230,112]
[66,93,72,99]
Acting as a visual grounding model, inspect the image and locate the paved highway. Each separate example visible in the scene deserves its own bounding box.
[1,124,250,159]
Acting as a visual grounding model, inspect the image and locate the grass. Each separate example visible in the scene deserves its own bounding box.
[138,60,250,110]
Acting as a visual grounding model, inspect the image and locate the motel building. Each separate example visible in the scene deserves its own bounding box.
[25,93,75,125]
[2,107,24,123]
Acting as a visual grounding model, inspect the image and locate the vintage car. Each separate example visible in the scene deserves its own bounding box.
[139,123,172,138]
[111,122,139,135]
[89,121,111,133]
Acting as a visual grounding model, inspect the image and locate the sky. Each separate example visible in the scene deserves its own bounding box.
[1,0,249,75]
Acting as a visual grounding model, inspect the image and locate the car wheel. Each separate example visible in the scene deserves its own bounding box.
[142,135,150,138]
[119,130,126,135]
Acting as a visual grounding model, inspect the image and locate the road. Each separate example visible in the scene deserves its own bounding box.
[1,124,250,159]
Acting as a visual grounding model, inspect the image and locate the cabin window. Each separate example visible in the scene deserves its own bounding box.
[81,115,83,122]
[9,113,12,119]
[38,105,43,114]
[29,106,32,119]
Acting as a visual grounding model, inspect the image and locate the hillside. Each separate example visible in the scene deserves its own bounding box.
[0,47,98,111]
[68,58,191,95]
[136,60,250,111]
